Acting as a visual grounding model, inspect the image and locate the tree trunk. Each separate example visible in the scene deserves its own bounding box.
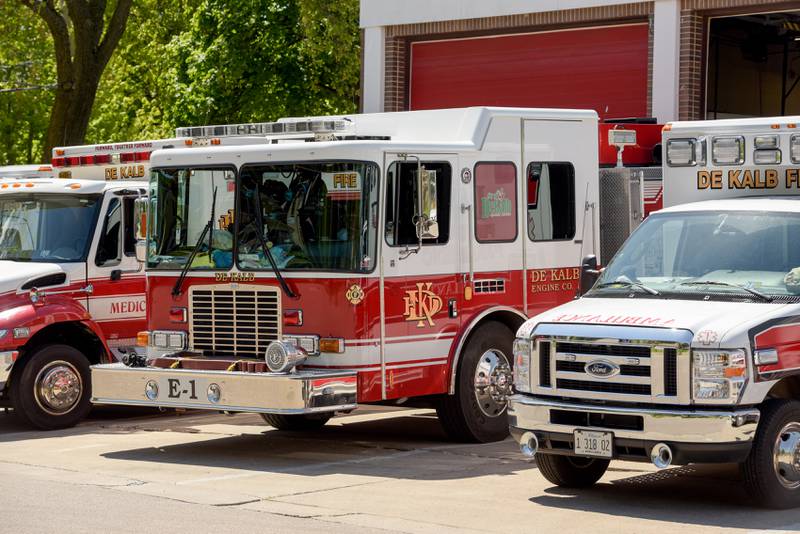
[21,0,133,162]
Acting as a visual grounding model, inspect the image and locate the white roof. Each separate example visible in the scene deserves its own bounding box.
[666,115,800,136]
[0,165,54,179]
[158,106,598,166]
[0,178,147,195]
[659,196,800,214]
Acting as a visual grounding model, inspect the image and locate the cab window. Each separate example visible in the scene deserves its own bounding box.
[96,198,122,266]
[385,161,451,246]
[527,162,576,241]
[474,162,517,243]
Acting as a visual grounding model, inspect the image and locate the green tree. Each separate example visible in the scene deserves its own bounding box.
[0,4,53,164]
[20,0,133,161]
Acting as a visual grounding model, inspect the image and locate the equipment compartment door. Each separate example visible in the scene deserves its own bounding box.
[523,119,599,316]
[380,154,461,400]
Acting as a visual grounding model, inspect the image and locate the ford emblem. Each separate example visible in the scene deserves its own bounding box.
[585,359,620,379]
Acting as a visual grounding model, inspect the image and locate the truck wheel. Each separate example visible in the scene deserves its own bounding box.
[436,321,514,443]
[11,344,91,430]
[260,413,331,431]
[742,399,800,509]
[537,453,610,488]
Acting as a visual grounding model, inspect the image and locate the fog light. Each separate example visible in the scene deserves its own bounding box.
[207,383,221,403]
[145,380,159,400]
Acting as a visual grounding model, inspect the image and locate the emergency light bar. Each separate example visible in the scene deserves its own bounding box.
[175,118,352,139]
[51,151,151,168]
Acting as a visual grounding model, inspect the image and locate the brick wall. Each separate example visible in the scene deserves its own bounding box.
[377,0,800,119]
[679,0,800,120]
[381,2,654,112]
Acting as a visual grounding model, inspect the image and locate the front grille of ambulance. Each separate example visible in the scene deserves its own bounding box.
[532,338,689,405]
[189,285,281,358]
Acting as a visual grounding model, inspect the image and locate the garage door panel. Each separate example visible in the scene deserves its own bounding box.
[410,24,648,119]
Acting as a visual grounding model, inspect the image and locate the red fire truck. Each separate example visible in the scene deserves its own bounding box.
[90,107,661,441]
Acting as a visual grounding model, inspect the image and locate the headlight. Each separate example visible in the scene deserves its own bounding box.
[0,329,7,340]
[512,338,532,393]
[791,134,800,163]
[692,349,746,403]
[754,149,781,165]
[150,330,187,350]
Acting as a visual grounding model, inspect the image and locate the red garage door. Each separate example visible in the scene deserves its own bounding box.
[409,24,649,119]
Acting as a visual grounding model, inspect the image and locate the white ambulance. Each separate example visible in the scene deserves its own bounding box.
[509,116,800,508]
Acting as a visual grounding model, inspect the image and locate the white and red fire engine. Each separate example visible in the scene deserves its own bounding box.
[89,107,660,442]
[0,140,193,429]
[510,116,800,508]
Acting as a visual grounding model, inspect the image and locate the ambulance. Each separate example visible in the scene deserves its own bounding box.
[87,107,661,443]
[509,116,800,508]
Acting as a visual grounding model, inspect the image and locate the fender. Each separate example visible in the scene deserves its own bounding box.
[0,295,112,359]
[447,305,527,395]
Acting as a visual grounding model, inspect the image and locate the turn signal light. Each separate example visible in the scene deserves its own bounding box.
[136,331,150,347]
[319,338,345,354]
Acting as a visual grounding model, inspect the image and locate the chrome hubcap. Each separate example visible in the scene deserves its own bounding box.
[773,422,800,489]
[474,349,513,417]
[35,361,82,415]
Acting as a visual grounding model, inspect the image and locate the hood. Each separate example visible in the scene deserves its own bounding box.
[522,297,790,346]
[0,261,67,296]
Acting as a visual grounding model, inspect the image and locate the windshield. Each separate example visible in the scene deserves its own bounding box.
[148,167,236,269]
[593,210,800,301]
[0,193,101,262]
[237,162,379,272]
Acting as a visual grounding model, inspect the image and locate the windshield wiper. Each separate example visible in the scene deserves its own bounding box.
[252,181,297,299]
[679,280,773,302]
[595,278,660,295]
[172,187,217,297]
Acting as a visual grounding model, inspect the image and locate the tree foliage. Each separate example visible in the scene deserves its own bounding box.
[20,0,134,161]
[0,3,53,164]
[0,0,360,164]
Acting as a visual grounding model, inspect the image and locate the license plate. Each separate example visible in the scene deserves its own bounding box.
[158,376,207,403]
[574,430,613,458]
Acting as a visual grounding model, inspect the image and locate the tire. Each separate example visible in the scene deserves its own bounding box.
[260,412,331,431]
[11,344,92,430]
[742,399,800,509]
[436,321,514,443]
[537,453,610,488]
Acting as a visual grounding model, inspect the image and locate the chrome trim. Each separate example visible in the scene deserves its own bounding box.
[508,394,759,444]
[189,284,281,357]
[528,323,693,405]
[0,351,16,390]
[448,306,527,395]
[91,363,357,414]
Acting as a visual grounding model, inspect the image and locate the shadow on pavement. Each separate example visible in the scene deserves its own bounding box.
[529,463,799,529]
[100,410,532,482]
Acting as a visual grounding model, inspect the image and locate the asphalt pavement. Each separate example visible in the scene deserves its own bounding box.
[0,405,798,533]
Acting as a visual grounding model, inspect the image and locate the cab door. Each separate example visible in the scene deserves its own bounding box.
[380,154,461,400]
[86,189,147,358]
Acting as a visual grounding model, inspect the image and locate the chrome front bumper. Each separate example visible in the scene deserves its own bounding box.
[0,351,16,390]
[91,363,358,414]
[508,394,760,445]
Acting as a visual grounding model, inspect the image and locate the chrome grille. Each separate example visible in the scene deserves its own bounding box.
[531,324,692,405]
[190,284,281,358]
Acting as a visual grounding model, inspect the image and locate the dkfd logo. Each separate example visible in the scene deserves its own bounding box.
[403,282,443,327]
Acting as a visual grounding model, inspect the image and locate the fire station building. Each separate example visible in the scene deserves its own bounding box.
[360,0,800,122]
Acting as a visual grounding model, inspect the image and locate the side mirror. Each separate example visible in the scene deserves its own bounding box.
[579,255,600,296]
[416,168,439,240]
[133,197,148,264]
[134,197,148,240]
